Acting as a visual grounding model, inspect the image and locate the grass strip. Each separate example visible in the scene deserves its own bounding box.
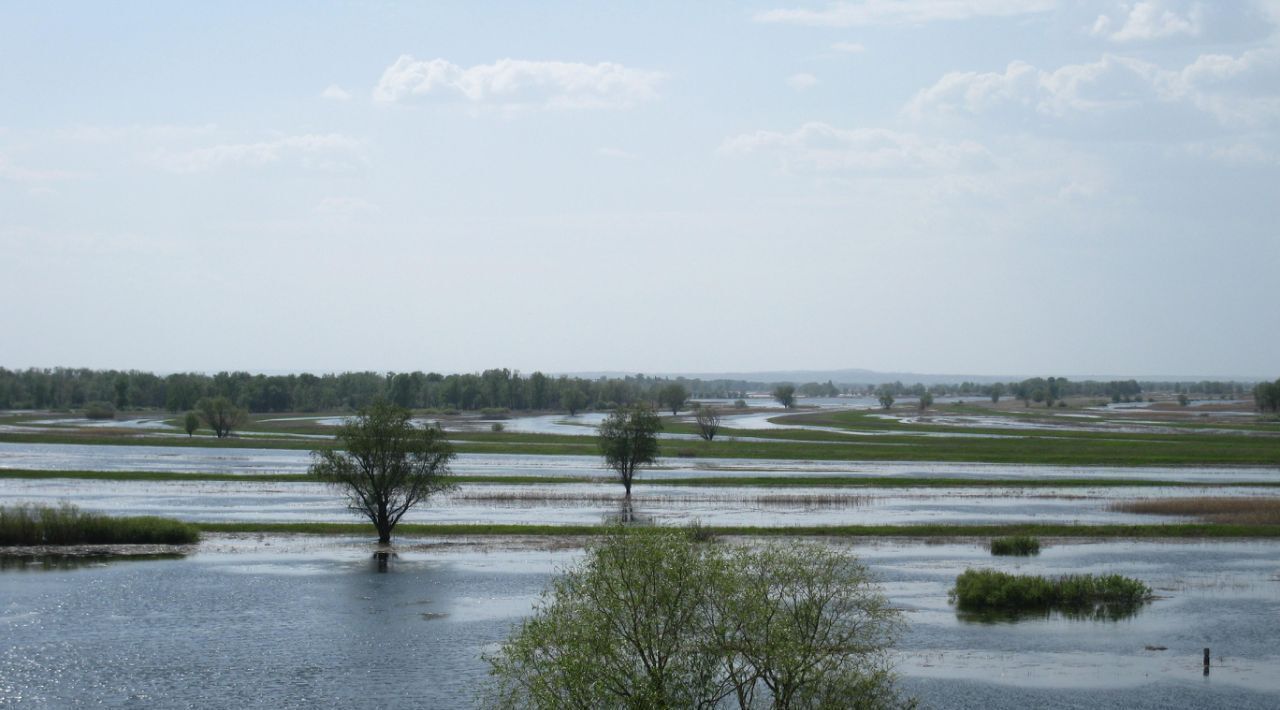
[7,425,1280,466]
[192,522,1280,538]
[0,503,200,545]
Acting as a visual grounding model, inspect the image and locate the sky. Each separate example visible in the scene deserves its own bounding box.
[2,0,1278,378]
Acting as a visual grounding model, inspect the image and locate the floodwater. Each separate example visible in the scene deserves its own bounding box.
[3,478,1266,527]
[2,442,1278,483]
[1,537,1276,708]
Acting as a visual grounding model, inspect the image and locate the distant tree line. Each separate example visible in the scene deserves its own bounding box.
[0,367,752,414]
[0,366,1265,415]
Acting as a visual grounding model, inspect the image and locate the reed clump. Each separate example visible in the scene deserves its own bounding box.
[0,504,200,546]
[950,568,1151,614]
[989,535,1041,556]
[1109,497,1280,525]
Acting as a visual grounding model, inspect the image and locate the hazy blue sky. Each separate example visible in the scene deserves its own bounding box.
[2,1,1277,377]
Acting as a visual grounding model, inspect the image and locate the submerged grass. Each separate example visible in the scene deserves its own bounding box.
[1108,496,1280,524]
[950,568,1151,617]
[445,490,871,508]
[990,535,1041,556]
[0,503,200,546]
[193,521,1280,538]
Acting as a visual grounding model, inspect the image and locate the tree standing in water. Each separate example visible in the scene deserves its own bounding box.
[310,400,455,544]
[598,403,662,498]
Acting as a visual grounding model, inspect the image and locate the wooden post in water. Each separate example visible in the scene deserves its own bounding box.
[1203,648,1210,676]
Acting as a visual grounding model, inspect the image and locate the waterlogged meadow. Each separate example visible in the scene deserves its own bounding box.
[2,400,1279,708]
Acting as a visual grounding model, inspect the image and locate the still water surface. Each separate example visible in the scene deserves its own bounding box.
[2,538,1277,708]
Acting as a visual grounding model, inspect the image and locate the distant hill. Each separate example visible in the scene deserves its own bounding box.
[565,369,1263,385]
[566,369,1011,385]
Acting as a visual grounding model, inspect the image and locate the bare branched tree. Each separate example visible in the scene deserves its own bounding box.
[695,405,721,441]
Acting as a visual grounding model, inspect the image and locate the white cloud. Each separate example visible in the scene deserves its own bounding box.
[721,122,990,174]
[320,84,353,101]
[596,147,638,159]
[1091,1,1203,42]
[755,0,1055,27]
[787,72,820,90]
[316,196,380,216]
[0,154,86,183]
[372,56,663,110]
[148,133,364,173]
[831,41,867,52]
[906,49,1280,128]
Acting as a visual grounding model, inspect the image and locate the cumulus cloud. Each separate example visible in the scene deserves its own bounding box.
[905,48,1280,129]
[1090,1,1275,44]
[787,72,820,90]
[720,122,990,174]
[755,0,1054,27]
[320,84,353,101]
[1090,1,1203,42]
[372,56,663,110]
[148,133,364,173]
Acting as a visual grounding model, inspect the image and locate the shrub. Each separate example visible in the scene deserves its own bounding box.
[0,504,200,545]
[490,422,505,433]
[990,535,1041,556]
[83,401,116,419]
[485,527,912,709]
[950,568,1151,617]
[684,519,717,543]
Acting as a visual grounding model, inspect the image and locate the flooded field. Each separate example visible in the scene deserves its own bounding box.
[3,442,1278,483]
[2,537,1277,708]
[4,477,1272,527]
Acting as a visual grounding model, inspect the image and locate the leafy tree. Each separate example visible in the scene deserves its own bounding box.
[658,383,689,415]
[1178,393,1190,407]
[183,411,200,436]
[559,387,586,416]
[695,405,721,441]
[877,385,895,410]
[485,527,910,709]
[309,400,455,544]
[772,384,796,409]
[598,403,662,498]
[989,383,1004,404]
[196,396,246,438]
[918,391,934,412]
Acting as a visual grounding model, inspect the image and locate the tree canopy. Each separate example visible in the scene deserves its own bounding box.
[598,403,662,498]
[485,526,910,709]
[772,384,796,409]
[657,383,689,415]
[197,396,246,438]
[309,400,455,544]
